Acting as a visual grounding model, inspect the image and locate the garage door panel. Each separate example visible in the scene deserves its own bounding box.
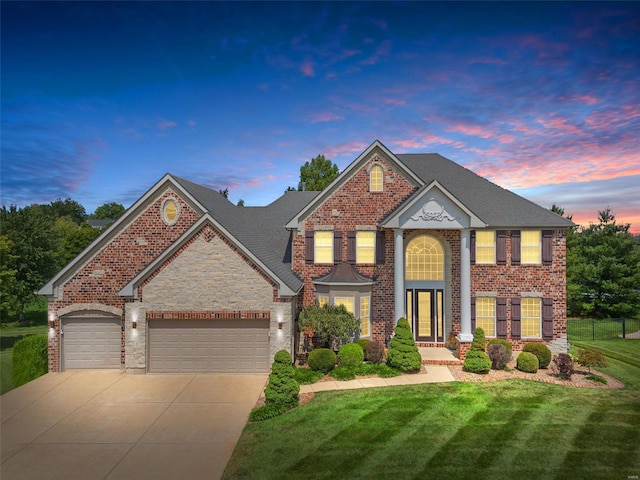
[149,319,269,373]
[63,317,121,369]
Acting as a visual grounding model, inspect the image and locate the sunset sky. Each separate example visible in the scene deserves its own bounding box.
[2,2,639,232]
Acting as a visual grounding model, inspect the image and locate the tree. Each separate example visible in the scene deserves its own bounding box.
[219,188,229,199]
[298,303,359,348]
[91,202,125,220]
[0,235,20,321]
[386,318,422,372]
[57,222,102,267]
[46,198,87,224]
[237,199,245,207]
[567,209,640,318]
[297,154,339,191]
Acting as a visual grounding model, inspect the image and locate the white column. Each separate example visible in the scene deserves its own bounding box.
[394,229,405,323]
[458,228,474,342]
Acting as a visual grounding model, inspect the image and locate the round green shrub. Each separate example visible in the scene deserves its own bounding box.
[523,342,552,368]
[386,318,422,372]
[487,338,512,360]
[273,349,293,365]
[356,339,372,359]
[470,327,486,352]
[463,350,491,374]
[308,348,336,373]
[517,351,539,373]
[366,341,386,364]
[487,343,509,370]
[13,334,48,388]
[337,343,364,367]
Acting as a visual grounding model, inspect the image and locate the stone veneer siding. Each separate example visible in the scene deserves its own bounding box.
[47,189,201,372]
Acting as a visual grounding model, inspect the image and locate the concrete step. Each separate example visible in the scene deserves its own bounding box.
[418,347,462,365]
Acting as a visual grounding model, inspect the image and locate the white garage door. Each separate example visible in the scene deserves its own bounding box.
[149,318,270,373]
[63,316,121,369]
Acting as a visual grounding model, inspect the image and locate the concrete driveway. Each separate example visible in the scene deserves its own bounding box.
[1,370,267,480]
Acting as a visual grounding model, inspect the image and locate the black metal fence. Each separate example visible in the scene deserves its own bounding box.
[567,318,640,341]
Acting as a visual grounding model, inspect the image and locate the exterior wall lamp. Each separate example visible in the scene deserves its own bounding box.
[278,321,283,330]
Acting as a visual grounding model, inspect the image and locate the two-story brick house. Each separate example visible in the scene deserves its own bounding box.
[39,140,573,373]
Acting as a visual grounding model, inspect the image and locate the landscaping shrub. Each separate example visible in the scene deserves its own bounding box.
[264,350,299,409]
[522,342,552,368]
[470,327,486,352]
[487,338,512,360]
[337,343,364,367]
[551,353,575,380]
[587,374,607,385]
[386,318,422,372]
[12,334,48,387]
[249,403,287,422]
[463,350,491,374]
[298,303,360,348]
[308,348,336,373]
[487,343,509,370]
[293,367,324,385]
[576,348,608,373]
[356,339,372,359]
[330,366,357,381]
[273,349,293,365]
[517,352,539,373]
[366,341,386,364]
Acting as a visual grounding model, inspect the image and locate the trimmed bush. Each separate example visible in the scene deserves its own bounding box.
[576,348,608,373]
[487,338,512,360]
[273,349,293,365]
[13,334,48,387]
[293,367,324,385]
[249,403,287,422]
[308,348,336,373]
[470,327,486,352]
[463,350,491,374]
[552,353,575,380]
[264,350,299,409]
[337,343,364,367]
[386,318,422,372]
[487,343,509,370]
[366,341,386,364]
[356,339,372,359]
[517,351,539,373]
[523,342,552,368]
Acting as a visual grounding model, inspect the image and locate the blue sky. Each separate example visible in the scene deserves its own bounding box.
[2,1,639,232]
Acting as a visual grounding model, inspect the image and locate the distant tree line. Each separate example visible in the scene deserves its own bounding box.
[0,199,125,322]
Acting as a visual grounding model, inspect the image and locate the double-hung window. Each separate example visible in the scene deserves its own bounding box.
[356,231,375,264]
[521,230,541,264]
[475,231,496,264]
[314,231,333,264]
[475,298,496,336]
[360,296,371,337]
[521,298,541,337]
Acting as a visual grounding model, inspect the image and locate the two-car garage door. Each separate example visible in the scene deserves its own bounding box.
[148,318,270,373]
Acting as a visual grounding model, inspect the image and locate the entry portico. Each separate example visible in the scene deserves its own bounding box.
[382,180,486,344]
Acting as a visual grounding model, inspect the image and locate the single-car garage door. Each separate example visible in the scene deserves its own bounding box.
[148,318,270,373]
[62,316,122,369]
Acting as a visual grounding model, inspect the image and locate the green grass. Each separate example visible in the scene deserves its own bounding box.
[1,298,48,394]
[223,339,640,480]
[568,317,640,341]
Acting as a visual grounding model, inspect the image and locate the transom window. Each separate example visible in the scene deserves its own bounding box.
[370,165,383,192]
[314,231,333,263]
[356,231,375,264]
[476,298,496,336]
[476,231,495,264]
[521,230,541,264]
[521,298,541,337]
[406,235,444,281]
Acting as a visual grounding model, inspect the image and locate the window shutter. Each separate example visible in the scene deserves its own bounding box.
[471,297,476,332]
[542,230,553,266]
[511,298,521,339]
[376,230,386,264]
[305,231,314,263]
[470,230,476,265]
[542,297,554,340]
[511,230,521,265]
[347,231,356,264]
[496,297,507,337]
[333,231,342,263]
[497,230,507,265]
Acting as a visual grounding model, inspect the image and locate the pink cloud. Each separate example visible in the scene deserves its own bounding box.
[446,123,494,139]
[300,59,315,77]
[361,39,391,66]
[382,97,406,106]
[187,120,197,127]
[306,112,344,124]
[157,120,177,130]
[323,140,370,159]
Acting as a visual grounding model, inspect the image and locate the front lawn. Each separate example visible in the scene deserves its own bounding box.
[223,340,640,480]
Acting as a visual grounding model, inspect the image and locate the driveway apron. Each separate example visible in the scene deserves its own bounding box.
[0,371,267,480]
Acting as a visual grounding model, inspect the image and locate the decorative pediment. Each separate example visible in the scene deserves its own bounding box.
[410,197,459,223]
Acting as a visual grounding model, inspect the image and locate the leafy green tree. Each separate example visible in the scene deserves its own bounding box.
[297,154,339,191]
[46,198,87,224]
[219,188,229,199]
[0,235,20,321]
[567,209,640,318]
[298,303,359,348]
[90,202,125,220]
[57,222,102,267]
[386,318,422,372]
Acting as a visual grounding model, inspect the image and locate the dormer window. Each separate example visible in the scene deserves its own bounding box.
[370,164,383,192]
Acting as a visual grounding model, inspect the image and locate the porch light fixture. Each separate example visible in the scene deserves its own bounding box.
[132,320,137,329]
[278,321,283,330]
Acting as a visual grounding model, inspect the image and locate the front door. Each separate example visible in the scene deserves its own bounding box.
[406,289,444,342]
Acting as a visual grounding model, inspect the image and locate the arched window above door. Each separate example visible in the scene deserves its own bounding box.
[405,235,444,281]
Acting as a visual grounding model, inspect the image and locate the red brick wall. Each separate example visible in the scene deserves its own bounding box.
[48,188,201,371]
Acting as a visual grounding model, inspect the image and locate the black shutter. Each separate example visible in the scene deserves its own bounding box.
[542,297,554,340]
[542,230,553,266]
[511,231,521,266]
[470,230,476,265]
[496,298,507,337]
[347,231,356,264]
[497,230,507,265]
[471,297,476,332]
[511,298,521,339]
[305,231,314,263]
[376,230,386,264]
[333,231,342,263]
